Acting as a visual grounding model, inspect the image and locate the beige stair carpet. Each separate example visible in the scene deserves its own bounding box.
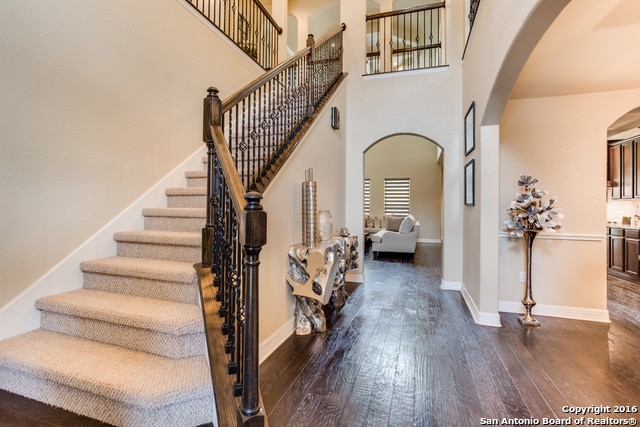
[0,166,214,427]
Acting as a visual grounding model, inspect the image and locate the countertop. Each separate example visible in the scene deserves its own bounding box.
[607,223,640,229]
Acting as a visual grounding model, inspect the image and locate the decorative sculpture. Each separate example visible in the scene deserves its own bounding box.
[286,170,358,334]
[505,174,562,327]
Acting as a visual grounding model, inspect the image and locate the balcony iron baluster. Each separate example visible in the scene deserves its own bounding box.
[366,2,445,74]
[185,0,282,69]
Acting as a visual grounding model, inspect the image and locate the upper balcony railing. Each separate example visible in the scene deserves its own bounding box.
[186,0,283,69]
[365,2,445,75]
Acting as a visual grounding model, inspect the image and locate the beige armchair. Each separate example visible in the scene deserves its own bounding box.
[370,214,419,258]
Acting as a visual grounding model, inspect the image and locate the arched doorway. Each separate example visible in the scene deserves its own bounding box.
[363,134,443,264]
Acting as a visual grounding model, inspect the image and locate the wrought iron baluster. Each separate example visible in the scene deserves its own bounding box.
[199,25,344,426]
[233,234,244,396]
[213,151,224,304]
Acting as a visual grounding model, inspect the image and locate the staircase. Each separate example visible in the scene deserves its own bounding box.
[0,164,215,426]
[0,22,347,426]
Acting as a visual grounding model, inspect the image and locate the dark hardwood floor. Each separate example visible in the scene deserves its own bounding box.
[260,244,640,426]
[1,243,639,426]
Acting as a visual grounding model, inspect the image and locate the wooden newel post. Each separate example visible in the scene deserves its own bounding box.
[306,34,315,118]
[238,191,267,427]
[202,87,221,267]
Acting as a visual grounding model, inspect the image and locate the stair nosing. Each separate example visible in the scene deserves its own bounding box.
[0,330,211,409]
[80,256,196,283]
[35,289,203,335]
[113,230,201,246]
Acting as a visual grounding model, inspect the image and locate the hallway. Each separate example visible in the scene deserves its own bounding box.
[261,243,640,426]
[0,244,638,426]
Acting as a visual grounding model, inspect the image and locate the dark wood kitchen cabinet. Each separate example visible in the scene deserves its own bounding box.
[609,144,621,199]
[621,141,634,198]
[624,228,640,278]
[608,226,640,282]
[608,136,640,199]
[609,227,624,273]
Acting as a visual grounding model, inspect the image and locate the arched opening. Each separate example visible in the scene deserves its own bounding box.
[363,134,443,265]
[495,1,640,323]
[605,107,640,282]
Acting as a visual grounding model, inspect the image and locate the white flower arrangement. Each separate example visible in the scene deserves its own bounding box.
[504,175,563,237]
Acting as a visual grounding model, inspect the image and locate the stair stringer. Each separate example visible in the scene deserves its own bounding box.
[0,146,206,341]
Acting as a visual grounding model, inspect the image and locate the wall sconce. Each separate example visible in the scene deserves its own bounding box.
[330,107,340,130]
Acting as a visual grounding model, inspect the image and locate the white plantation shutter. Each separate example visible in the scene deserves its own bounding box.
[384,178,410,216]
[364,178,371,215]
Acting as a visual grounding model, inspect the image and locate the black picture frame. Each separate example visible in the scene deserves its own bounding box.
[465,159,475,206]
[465,101,475,155]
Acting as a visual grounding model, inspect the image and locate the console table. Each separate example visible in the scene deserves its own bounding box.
[286,233,358,335]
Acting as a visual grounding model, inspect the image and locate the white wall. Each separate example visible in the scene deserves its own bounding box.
[0,1,263,309]
[498,89,640,322]
[460,0,569,325]
[364,135,442,241]
[259,83,347,358]
[341,0,465,287]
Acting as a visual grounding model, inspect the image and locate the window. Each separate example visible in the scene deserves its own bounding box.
[364,178,371,215]
[384,178,410,216]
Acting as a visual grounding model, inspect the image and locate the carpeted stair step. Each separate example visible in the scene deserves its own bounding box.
[36,288,205,358]
[81,256,199,304]
[185,170,207,187]
[166,187,207,208]
[0,329,213,427]
[114,230,201,263]
[142,207,205,232]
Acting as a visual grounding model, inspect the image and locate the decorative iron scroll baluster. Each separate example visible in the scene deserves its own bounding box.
[469,0,481,31]
[366,2,445,75]
[220,24,345,194]
[185,0,282,69]
[198,24,345,427]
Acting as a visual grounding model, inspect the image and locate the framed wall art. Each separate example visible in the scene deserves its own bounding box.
[465,101,475,155]
[465,159,475,206]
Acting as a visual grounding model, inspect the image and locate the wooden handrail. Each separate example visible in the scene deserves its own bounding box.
[366,2,445,21]
[253,0,283,34]
[198,24,347,426]
[184,0,281,69]
[211,123,247,214]
[222,23,346,112]
[365,3,445,74]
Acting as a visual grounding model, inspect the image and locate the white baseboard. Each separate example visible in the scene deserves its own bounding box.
[460,285,502,327]
[418,238,442,244]
[499,300,611,323]
[0,146,206,341]
[440,279,461,291]
[346,272,365,283]
[259,318,295,364]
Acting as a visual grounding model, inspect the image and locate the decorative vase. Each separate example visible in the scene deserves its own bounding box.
[317,210,333,241]
[519,230,541,327]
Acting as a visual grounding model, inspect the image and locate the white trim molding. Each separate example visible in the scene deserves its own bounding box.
[499,300,611,323]
[440,279,461,291]
[460,285,502,327]
[418,238,443,244]
[346,272,365,283]
[260,318,295,364]
[499,231,604,242]
[0,147,207,341]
